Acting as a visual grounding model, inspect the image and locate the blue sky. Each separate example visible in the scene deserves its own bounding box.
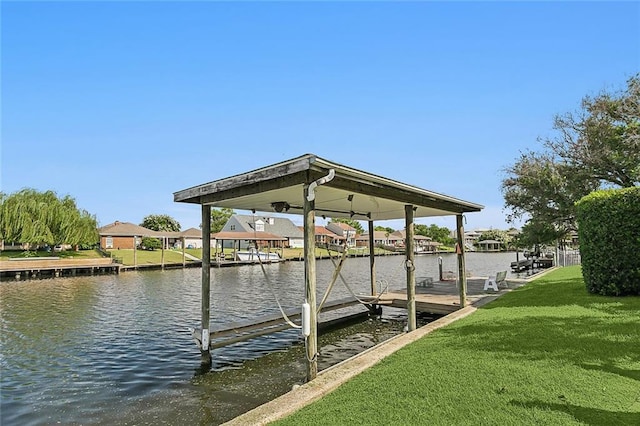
[2,1,638,232]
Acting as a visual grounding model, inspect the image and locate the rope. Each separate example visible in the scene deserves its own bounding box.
[324,246,384,305]
[317,243,349,314]
[304,337,319,363]
[252,214,301,330]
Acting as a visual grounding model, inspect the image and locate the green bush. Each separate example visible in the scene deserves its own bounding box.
[575,187,640,295]
[141,237,161,251]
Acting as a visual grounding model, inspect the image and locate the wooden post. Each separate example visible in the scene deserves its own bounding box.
[201,204,212,366]
[368,220,376,296]
[161,236,165,269]
[456,214,467,307]
[303,183,318,381]
[182,237,186,267]
[133,235,137,267]
[405,205,416,332]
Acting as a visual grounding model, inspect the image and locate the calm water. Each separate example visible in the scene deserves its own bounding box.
[0,252,525,425]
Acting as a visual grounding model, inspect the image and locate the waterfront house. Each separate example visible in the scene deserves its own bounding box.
[306,226,345,247]
[179,227,208,249]
[477,239,502,252]
[355,230,402,248]
[222,214,304,248]
[326,222,357,247]
[98,221,158,250]
[391,230,439,252]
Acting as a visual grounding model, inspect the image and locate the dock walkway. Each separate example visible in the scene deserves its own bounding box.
[367,277,522,315]
[0,258,119,279]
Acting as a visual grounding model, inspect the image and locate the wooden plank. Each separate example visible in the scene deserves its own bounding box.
[0,258,114,271]
[324,175,479,214]
[209,297,363,339]
[174,157,312,203]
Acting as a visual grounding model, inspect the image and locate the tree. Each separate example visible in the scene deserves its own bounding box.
[374,225,395,234]
[140,214,181,232]
[210,208,234,233]
[330,218,364,234]
[546,73,640,188]
[516,220,566,251]
[502,151,597,234]
[415,224,454,245]
[141,237,162,250]
[0,189,98,248]
[502,74,639,242]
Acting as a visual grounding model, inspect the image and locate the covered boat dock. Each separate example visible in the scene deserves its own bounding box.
[173,153,483,381]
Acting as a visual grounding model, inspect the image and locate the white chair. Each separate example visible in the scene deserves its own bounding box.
[484,271,507,291]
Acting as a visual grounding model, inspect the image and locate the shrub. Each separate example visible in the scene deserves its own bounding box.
[141,237,161,251]
[575,187,640,296]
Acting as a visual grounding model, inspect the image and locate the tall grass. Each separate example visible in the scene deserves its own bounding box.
[275,266,640,425]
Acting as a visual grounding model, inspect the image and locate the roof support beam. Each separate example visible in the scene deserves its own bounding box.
[326,176,471,214]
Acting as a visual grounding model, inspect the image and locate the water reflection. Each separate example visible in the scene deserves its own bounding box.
[1,252,525,425]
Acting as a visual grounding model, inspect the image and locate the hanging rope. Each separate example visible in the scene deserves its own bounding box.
[324,245,386,305]
[252,213,301,330]
[317,243,350,314]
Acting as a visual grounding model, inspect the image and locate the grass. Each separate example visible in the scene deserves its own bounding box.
[105,249,196,265]
[0,249,103,260]
[275,266,640,425]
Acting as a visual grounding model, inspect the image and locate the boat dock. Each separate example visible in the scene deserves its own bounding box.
[368,277,518,315]
[192,277,520,351]
[0,257,120,280]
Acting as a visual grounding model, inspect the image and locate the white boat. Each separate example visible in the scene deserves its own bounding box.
[235,249,281,262]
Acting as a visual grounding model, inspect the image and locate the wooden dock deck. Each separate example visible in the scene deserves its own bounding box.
[365,277,518,315]
[0,257,119,279]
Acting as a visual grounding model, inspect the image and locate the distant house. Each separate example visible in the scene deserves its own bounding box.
[222,214,304,248]
[98,221,157,249]
[304,226,345,247]
[355,231,402,248]
[99,223,215,250]
[477,239,502,252]
[180,227,207,249]
[326,222,357,247]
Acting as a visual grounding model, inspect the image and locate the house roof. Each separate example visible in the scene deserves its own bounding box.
[306,226,345,238]
[330,222,356,231]
[181,227,203,238]
[232,214,304,239]
[98,221,158,237]
[478,239,501,244]
[99,222,207,239]
[174,153,483,221]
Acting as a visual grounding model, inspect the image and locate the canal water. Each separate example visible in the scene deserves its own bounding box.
[1,252,526,425]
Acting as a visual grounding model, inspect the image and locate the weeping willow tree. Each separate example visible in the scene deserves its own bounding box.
[0,189,98,249]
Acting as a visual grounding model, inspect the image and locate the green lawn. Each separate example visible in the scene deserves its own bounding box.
[275,266,640,425]
[106,249,196,265]
[0,249,103,260]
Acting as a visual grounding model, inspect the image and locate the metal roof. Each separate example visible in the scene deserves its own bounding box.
[174,154,483,221]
